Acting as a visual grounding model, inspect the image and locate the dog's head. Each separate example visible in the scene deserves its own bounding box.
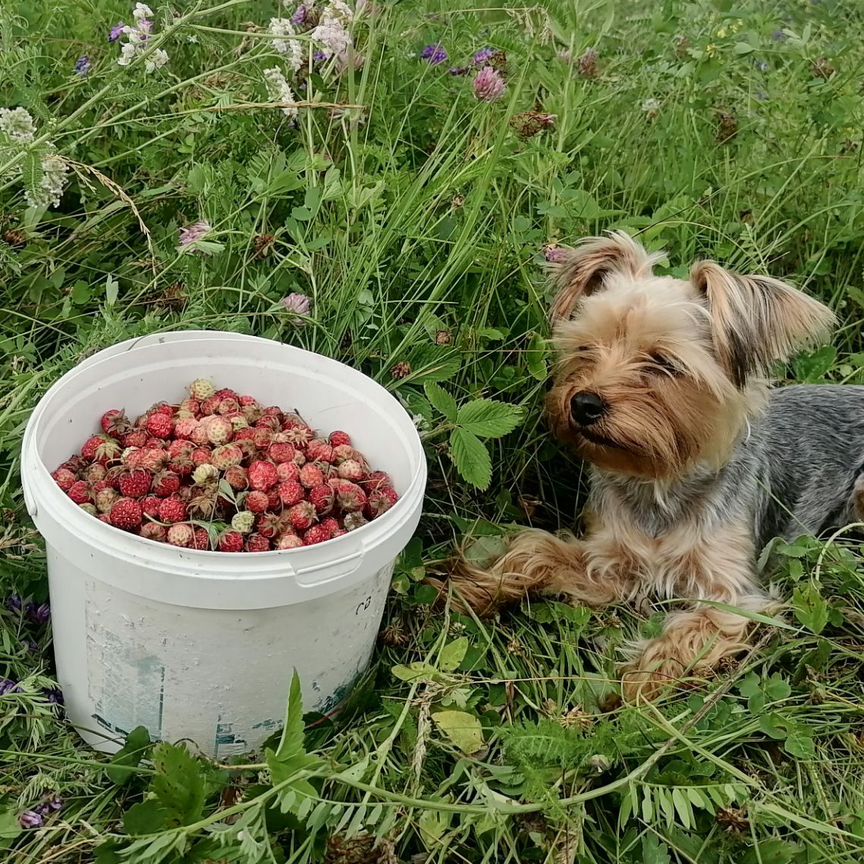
[546,231,835,479]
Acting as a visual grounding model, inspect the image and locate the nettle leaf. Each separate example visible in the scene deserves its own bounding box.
[424,383,457,422]
[449,428,492,490]
[457,399,524,439]
[793,582,829,634]
[150,743,206,827]
[432,710,485,754]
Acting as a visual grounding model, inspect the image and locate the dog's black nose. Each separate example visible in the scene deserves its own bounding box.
[570,391,606,426]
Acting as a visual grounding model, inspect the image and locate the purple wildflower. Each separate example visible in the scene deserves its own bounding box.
[42,795,64,813]
[291,3,310,26]
[74,56,91,76]
[281,293,312,320]
[544,245,569,264]
[44,687,64,706]
[178,221,211,247]
[7,595,23,613]
[313,50,328,62]
[420,43,448,65]
[26,602,50,625]
[771,29,788,43]
[109,22,126,43]
[473,47,495,65]
[19,811,43,829]
[473,66,506,102]
[0,678,20,695]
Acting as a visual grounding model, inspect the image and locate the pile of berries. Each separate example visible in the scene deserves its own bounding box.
[50,379,399,552]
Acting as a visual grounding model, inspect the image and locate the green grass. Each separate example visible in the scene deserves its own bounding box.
[3,0,864,861]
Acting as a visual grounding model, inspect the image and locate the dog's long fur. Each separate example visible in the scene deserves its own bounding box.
[446,232,862,700]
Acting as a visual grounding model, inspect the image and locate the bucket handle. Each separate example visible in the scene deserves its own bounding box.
[294,539,365,588]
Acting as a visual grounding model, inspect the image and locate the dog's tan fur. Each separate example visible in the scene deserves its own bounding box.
[446,231,834,701]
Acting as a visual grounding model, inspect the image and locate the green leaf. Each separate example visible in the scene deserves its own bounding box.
[391,661,438,682]
[439,637,469,672]
[784,729,816,759]
[432,710,485,754]
[0,807,21,842]
[123,800,170,835]
[641,833,672,864]
[104,274,119,308]
[793,582,829,634]
[457,399,524,439]
[409,352,462,384]
[107,725,151,785]
[21,150,43,201]
[150,743,206,827]
[758,712,788,740]
[450,428,492,490]
[764,674,792,703]
[733,42,755,54]
[275,670,305,762]
[526,331,548,381]
[424,383,457,422]
[794,345,837,383]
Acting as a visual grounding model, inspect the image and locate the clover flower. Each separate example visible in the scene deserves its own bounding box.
[473,66,506,102]
[178,221,211,247]
[281,292,312,320]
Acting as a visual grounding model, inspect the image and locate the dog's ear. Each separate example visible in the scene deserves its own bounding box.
[549,231,663,322]
[691,260,836,387]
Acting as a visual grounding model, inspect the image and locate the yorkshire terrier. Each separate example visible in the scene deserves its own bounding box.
[448,231,864,699]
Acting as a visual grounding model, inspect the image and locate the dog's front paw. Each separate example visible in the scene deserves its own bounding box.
[620,636,701,703]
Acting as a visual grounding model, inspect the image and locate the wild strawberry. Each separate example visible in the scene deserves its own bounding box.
[212,444,243,470]
[68,480,92,504]
[246,533,271,553]
[93,478,114,494]
[236,439,258,462]
[58,455,85,474]
[145,412,173,440]
[252,427,274,449]
[192,463,218,485]
[152,470,181,498]
[267,487,282,510]
[200,395,222,416]
[173,417,199,440]
[234,426,255,442]
[242,403,263,424]
[122,429,149,449]
[80,503,98,516]
[188,488,218,519]
[141,522,168,543]
[331,479,367,512]
[189,378,215,400]
[158,497,187,524]
[321,516,341,536]
[343,511,368,532]
[276,461,301,483]
[231,511,256,534]
[337,459,365,482]
[127,448,167,472]
[332,444,357,464]
[227,413,248,431]
[330,527,348,538]
[276,479,304,507]
[239,394,258,407]
[192,528,211,550]
[216,387,240,400]
[268,442,297,464]
[218,531,245,552]
[329,430,351,448]
[287,501,316,533]
[83,463,107,484]
[142,496,162,518]
[180,398,200,416]
[169,449,195,478]
[364,470,393,492]
[366,487,399,519]
[217,397,240,416]
[190,423,211,446]
[256,512,284,539]
[167,523,194,547]
[224,465,248,491]
[303,525,331,546]
[95,488,119,514]
[191,447,213,467]
[205,416,233,445]
[276,532,304,550]
[110,498,143,531]
[308,484,334,514]
[282,422,313,447]
[150,402,174,417]
[306,439,335,463]
[299,463,325,489]
[52,468,77,492]
[101,409,131,438]
[176,485,192,502]
[118,469,152,499]
[249,460,278,492]
[246,490,270,513]
[81,434,121,464]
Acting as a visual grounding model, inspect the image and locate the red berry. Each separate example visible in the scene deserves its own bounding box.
[118,469,152,499]
[101,409,131,437]
[306,439,335,463]
[192,528,211,550]
[252,427,274,449]
[142,495,162,518]
[174,417,199,440]
[122,430,148,449]
[110,498,143,530]
[190,423,210,446]
[239,394,258,407]
[152,470,181,498]
[277,480,305,507]
[224,465,248,491]
[276,532,304,550]
[249,460,278,492]
[158,497,187,524]
[299,463,325,489]
[321,516,340,536]
[303,525,331,546]
[180,397,201,415]
[200,395,221,416]
[218,531,245,553]
[83,462,107,484]
[141,522,168,543]
[331,479,367,512]
[212,444,243,470]
[246,490,270,513]
[366,487,399,519]
[337,459,365,482]
[308,484,334,514]
[52,468,77,492]
[81,434,121,464]
[331,444,356,464]
[246,533,271,553]
[329,431,351,448]
[234,427,255,442]
[145,412,173,439]
[287,501,316,532]
[192,447,212,467]
[68,480,92,504]
[151,402,174,417]
[218,397,240,415]
[267,487,282,510]
[256,512,284,539]
[276,461,301,483]
[364,470,393,492]
[268,442,297,464]
[167,523,194,547]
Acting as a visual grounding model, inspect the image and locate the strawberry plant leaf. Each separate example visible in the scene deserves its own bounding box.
[424,383,457,422]
[457,399,523,439]
[449,428,492,490]
[150,743,206,827]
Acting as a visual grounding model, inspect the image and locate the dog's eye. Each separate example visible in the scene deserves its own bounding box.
[647,352,681,376]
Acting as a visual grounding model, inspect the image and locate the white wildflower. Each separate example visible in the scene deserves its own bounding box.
[145,48,170,72]
[269,18,304,72]
[117,42,138,66]
[0,107,36,143]
[263,67,299,118]
[641,98,661,115]
[327,0,353,21]
[133,3,153,21]
[311,14,351,58]
[24,153,68,209]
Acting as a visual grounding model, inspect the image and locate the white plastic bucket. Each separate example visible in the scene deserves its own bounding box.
[21,331,426,757]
